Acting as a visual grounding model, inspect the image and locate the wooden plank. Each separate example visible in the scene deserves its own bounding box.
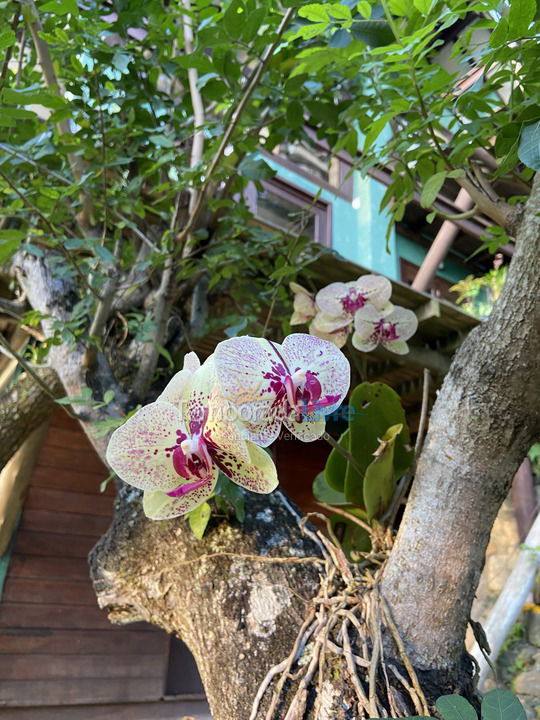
[0,700,211,719]
[8,555,91,580]
[0,603,155,632]
[14,530,97,559]
[0,629,167,655]
[0,425,49,556]
[2,578,98,606]
[36,445,106,474]
[19,508,111,536]
[24,487,113,517]
[0,678,162,706]
[0,653,164,680]
[43,427,97,452]
[32,466,113,495]
[0,603,113,630]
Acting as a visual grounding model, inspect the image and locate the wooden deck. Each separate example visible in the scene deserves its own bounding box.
[0,411,172,709]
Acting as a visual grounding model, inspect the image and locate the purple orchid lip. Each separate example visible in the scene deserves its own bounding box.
[341,291,366,314]
[166,477,209,497]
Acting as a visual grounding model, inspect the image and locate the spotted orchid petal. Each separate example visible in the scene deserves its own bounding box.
[158,351,201,408]
[289,282,316,325]
[215,441,278,494]
[214,336,283,446]
[310,311,351,334]
[143,472,217,520]
[353,304,418,355]
[283,413,326,442]
[106,401,190,492]
[316,274,392,318]
[282,333,350,418]
[315,281,351,317]
[205,388,252,463]
[309,320,350,349]
[215,333,350,446]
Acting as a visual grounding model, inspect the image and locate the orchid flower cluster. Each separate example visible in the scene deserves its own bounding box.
[106,334,350,520]
[290,275,418,355]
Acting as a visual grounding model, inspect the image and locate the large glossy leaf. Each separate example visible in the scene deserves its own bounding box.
[435,694,477,720]
[324,427,350,492]
[362,424,401,520]
[481,689,526,720]
[345,383,413,500]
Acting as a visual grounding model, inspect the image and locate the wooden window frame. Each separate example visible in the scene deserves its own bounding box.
[245,176,332,248]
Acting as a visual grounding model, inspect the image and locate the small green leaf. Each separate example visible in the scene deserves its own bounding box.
[0,230,26,264]
[420,171,446,208]
[188,502,212,540]
[324,428,350,492]
[313,472,348,504]
[0,29,16,50]
[238,154,275,181]
[413,0,432,14]
[507,0,536,38]
[436,695,477,720]
[518,120,540,170]
[356,1,371,19]
[481,689,526,720]
[362,424,402,520]
[329,28,352,48]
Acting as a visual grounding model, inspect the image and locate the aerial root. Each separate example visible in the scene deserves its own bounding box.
[249,515,429,720]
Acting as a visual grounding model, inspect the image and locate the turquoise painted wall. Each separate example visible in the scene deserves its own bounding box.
[263,155,400,280]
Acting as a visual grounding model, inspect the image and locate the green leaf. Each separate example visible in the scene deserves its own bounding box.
[413,0,432,14]
[215,473,245,522]
[329,28,352,48]
[507,0,536,38]
[313,471,348,504]
[324,428,350,491]
[345,383,413,497]
[489,16,508,47]
[238,154,275,181]
[223,0,245,36]
[40,0,78,15]
[0,29,15,50]
[350,19,394,46]
[362,424,402,520]
[481,689,526,720]
[356,1,371,19]
[518,120,540,170]
[436,695,477,720]
[188,502,212,540]
[0,230,26,264]
[286,100,304,128]
[420,171,446,208]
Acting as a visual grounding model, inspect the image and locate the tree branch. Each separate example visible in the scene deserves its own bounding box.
[176,6,296,249]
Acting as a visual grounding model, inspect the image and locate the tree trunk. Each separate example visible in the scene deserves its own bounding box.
[0,368,61,471]
[381,173,540,673]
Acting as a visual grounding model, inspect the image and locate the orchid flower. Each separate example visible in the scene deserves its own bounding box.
[289,282,317,326]
[309,311,351,348]
[316,275,392,322]
[214,333,350,446]
[106,354,278,520]
[352,304,418,355]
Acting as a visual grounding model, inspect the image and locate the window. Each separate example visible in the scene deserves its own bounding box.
[246,178,332,247]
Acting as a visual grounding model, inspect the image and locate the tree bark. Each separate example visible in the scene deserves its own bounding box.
[90,489,330,720]
[381,173,540,672]
[0,368,61,471]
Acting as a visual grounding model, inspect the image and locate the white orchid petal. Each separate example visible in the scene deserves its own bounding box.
[106,401,187,492]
